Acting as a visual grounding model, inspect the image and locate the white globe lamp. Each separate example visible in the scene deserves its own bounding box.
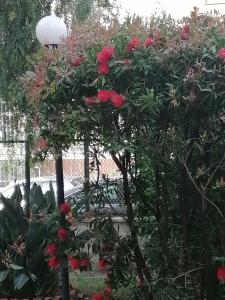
[36,15,67,46]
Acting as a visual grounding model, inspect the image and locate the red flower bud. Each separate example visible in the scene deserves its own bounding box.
[98,63,110,75]
[47,243,57,256]
[127,37,140,52]
[48,256,60,269]
[59,202,71,215]
[97,90,112,102]
[97,47,115,64]
[124,59,130,65]
[104,286,112,299]
[183,24,190,34]
[68,256,80,270]
[217,266,225,281]
[58,228,68,241]
[98,258,108,270]
[111,92,125,108]
[181,30,189,41]
[91,293,104,300]
[71,56,85,66]
[144,37,153,47]
[80,258,89,267]
[218,48,225,60]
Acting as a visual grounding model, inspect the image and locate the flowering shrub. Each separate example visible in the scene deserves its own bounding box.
[22,9,225,299]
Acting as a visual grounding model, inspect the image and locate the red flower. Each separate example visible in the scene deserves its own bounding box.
[71,56,85,66]
[48,256,60,269]
[91,293,104,300]
[124,59,130,65]
[98,63,110,75]
[47,243,57,256]
[144,37,153,47]
[111,92,125,108]
[98,258,108,269]
[181,30,189,41]
[218,48,225,59]
[104,286,112,299]
[68,256,80,270]
[58,228,68,241]
[85,96,96,106]
[80,258,89,267]
[97,90,112,102]
[59,202,71,215]
[97,47,115,64]
[127,37,140,52]
[217,266,225,281]
[36,138,48,151]
[183,24,190,34]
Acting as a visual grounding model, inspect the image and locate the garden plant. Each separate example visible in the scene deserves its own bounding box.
[20,7,225,300]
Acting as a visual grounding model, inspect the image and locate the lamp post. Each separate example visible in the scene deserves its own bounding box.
[35,15,70,300]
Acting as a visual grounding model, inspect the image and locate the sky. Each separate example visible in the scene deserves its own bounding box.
[119,0,225,19]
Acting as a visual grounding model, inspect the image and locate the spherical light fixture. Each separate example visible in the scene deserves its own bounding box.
[36,15,67,46]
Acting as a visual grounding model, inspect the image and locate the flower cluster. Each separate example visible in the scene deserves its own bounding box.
[97,47,114,75]
[85,90,125,108]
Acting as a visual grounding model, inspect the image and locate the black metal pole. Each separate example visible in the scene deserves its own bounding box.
[84,137,90,211]
[55,151,70,300]
[25,139,30,217]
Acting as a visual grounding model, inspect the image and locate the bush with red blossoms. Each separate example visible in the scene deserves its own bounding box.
[22,10,225,299]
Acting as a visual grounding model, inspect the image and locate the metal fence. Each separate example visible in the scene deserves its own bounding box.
[0,142,118,188]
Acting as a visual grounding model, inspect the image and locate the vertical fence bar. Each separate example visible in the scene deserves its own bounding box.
[55,151,70,300]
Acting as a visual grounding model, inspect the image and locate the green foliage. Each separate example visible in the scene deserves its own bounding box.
[0,184,58,298]
[22,10,225,299]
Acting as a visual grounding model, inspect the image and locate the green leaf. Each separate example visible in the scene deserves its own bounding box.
[9,264,24,270]
[0,269,10,283]
[14,273,30,290]
[8,11,16,22]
